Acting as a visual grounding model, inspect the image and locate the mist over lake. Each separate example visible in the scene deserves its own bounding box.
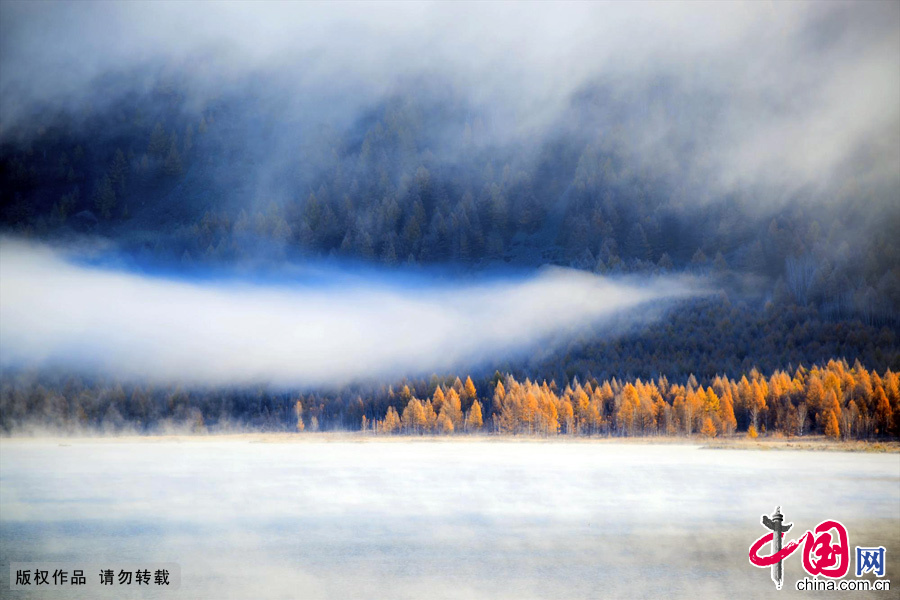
[2,439,897,599]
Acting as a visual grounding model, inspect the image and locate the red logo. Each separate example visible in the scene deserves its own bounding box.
[749,507,849,589]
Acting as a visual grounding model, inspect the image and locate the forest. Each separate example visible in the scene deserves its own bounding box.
[1,4,898,441]
[1,79,897,329]
[1,82,898,441]
[2,359,897,441]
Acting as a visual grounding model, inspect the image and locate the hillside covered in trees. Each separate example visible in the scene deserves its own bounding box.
[2,78,898,396]
[1,3,898,439]
[2,80,898,329]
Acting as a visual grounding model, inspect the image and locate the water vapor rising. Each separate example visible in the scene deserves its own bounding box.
[0,238,697,387]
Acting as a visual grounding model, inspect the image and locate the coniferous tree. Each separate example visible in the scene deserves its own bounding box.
[824,410,840,439]
[93,175,116,219]
[383,406,401,434]
[164,139,184,177]
[294,400,304,432]
[701,416,717,438]
[147,123,168,157]
[466,400,483,431]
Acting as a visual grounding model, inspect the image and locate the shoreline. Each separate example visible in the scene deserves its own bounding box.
[1,432,897,452]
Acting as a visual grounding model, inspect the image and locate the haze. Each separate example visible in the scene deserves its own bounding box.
[2,1,897,199]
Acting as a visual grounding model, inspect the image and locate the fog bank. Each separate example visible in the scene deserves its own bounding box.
[0,238,698,387]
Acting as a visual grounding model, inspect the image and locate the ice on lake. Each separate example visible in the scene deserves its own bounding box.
[1,439,898,598]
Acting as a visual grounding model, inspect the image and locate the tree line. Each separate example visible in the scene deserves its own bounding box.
[362,360,897,440]
[2,359,897,440]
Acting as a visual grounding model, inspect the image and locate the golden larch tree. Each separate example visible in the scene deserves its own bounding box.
[444,388,463,428]
[383,406,401,434]
[423,400,438,431]
[464,376,477,403]
[873,387,892,436]
[437,411,454,434]
[824,410,840,439]
[701,416,717,438]
[618,384,639,436]
[718,393,737,436]
[466,400,484,431]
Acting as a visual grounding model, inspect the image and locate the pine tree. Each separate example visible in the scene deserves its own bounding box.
[401,398,426,434]
[824,410,840,439]
[183,124,194,154]
[93,175,116,219]
[618,384,639,436]
[423,400,437,431]
[437,412,454,434]
[383,406,401,434]
[294,400,305,432]
[573,386,590,433]
[559,398,575,434]
[464,376,477,404]
[432,386,446,414]
[701,416,717,438]
[381,239,397,265]
[873,387,892,436]
[164,139,183,177]
[749,382,767,431]
[147,122,168,157]
[466,400,483,431]
[108,148,128,194]
[718,393,737,435]
[444,388,463,428]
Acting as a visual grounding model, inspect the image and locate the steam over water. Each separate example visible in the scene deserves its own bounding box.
[1,440,898,599]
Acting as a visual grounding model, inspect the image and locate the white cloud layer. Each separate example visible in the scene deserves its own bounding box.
[0,238,697,386]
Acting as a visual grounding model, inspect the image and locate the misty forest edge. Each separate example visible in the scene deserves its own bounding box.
[3,359,898,441]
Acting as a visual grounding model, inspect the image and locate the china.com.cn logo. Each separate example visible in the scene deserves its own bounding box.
[748,506,887,591]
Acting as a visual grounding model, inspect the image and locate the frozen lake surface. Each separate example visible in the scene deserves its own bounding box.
[1,439,898,598]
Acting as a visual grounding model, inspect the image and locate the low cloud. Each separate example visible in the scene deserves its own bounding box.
[1,2,897,200]
[0,238,698,387]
